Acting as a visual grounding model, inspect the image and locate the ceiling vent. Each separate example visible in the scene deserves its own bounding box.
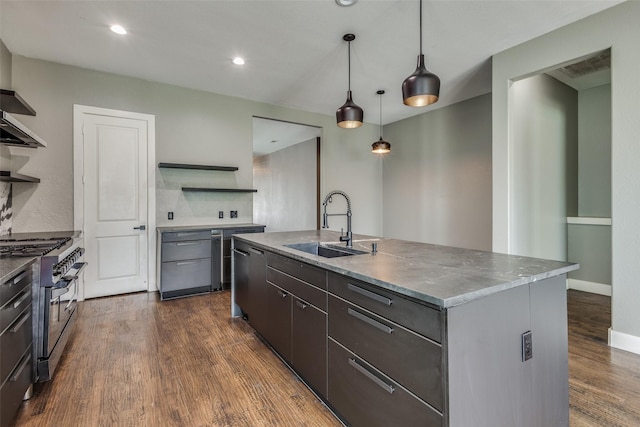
[558,50,610,79]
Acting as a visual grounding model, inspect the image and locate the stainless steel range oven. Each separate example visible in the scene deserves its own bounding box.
[0,234,85,382]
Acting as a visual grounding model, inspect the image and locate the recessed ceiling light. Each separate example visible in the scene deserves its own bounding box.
[270,140,278,144]
[335,0,358,6]
[110,24,127,35]
[232,57,245,65]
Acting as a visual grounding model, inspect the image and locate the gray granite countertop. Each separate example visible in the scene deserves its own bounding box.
[234,230,579,308]
[157,223,265,233]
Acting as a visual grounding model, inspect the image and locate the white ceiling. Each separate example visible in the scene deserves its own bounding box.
[0,0,623,125]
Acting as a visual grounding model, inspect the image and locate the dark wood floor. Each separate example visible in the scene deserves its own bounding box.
[11,289,640,426]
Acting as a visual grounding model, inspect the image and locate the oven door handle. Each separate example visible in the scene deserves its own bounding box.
[61,262,87,282]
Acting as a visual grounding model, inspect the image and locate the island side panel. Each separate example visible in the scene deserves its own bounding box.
[446,284,534,427]
[529,274,569,427]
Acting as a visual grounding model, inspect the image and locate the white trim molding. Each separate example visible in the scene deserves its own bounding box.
[609,328,640,355]
[567,217,612,226]
[567,279,611,296]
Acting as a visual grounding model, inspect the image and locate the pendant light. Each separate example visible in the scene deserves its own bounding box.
[372,90,391,154]
[402,0,440,107]
[336,33,363,128]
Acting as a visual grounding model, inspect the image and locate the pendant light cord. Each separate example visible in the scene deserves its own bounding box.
[379,94,383,138]
[348,40,352,91]
[419,0,423,55]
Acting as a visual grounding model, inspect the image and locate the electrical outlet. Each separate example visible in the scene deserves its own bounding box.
[230,210,238,218]
[218,211,224,219]
[168,212,174,220]
[522,331,533,361]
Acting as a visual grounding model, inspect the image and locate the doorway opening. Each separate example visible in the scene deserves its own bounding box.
[252,117,321,232]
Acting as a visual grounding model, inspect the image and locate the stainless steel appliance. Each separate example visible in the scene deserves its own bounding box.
[0,235,85,382]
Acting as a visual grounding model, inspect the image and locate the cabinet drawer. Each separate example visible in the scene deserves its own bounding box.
[161,258,211,292]
[161,240,211,262]
[329,295,443,411]
[267,253,326,290]
[328,272,442,343]
[1,267,32,307]
[1,307,32,383]
[267,267,326,311]
[162,230,212,242]
[0,348,33,427]
[1,285,32,333]
[328,339,443,427]
[292,296,327,398]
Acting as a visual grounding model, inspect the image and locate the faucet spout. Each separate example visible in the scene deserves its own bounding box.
[322,190,353,247]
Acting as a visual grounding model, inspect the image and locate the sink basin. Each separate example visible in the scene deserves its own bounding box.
[285,242,368,258]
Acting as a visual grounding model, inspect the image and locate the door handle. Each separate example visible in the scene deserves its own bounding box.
[134,225,146,230]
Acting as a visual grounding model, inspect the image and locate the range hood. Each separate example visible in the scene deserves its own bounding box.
[0,111,47,148]
[0,89,46,148]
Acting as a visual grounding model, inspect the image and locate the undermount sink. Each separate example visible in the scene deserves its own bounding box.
[285,242,368,258]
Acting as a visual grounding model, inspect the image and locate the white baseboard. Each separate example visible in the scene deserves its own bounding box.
[567,278,611,296]
[609,328,640,355]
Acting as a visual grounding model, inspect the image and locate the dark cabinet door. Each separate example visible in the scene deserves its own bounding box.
[292,296,327,398]
[265,282,292,363]
[233,245,250,314]
[247,246,268,337]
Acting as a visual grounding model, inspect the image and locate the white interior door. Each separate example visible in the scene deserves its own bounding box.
[81,113,149,299]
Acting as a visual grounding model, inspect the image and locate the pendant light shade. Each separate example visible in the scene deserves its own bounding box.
[336,34,363,128]
[372,90,391,154]
[402,0,440,107]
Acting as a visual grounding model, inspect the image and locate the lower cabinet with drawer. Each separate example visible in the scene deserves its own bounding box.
[1,261,35,427]
[159,230,212,300]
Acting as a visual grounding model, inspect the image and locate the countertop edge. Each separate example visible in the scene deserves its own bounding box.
[233,232,578,308]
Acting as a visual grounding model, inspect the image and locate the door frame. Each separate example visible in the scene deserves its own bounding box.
[73,105,156,300]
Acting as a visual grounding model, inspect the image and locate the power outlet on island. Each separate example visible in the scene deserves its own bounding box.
[218,211,224,219]
[230,210,238,218]
[168,212,174,220]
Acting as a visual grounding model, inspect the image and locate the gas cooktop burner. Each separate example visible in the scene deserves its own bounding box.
[0,237,72,258]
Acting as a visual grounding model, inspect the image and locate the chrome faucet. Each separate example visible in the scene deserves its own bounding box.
[322,190,353,247]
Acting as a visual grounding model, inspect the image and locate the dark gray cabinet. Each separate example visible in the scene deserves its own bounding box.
[231,239,570,427]
[292,296,327,397]
[233,240,268,337]
[1,261,34,427]
[264,282,292,363]
[159,230,212,300]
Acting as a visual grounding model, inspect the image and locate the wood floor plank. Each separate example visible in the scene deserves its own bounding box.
[10,289,640,426]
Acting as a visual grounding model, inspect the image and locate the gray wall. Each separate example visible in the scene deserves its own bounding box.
[382,93,492,251]
[509,74,578,261]
[7,54,382,235]
[492,0,640,349]
[567,83,612,288]
[253,138,317,232]
[578,84,611,217]
[0,39,11,89]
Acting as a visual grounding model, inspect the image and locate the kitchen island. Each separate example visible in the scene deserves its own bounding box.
[231,230,578,427]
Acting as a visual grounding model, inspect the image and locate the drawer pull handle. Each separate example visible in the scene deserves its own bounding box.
[233,249,249,257]
[277,290,288,298]
[176,242,201,246]
[347,308,393,334]
[295,300,308,309]
[348,358,395,394]
[9,311,31,333]
[177,232,198,237]
[10,271,28,286]
[249,247,264,255]
[176,261,197,266]
[10,356,30,382]
[347,283,392,306]
[12,290,31,309]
